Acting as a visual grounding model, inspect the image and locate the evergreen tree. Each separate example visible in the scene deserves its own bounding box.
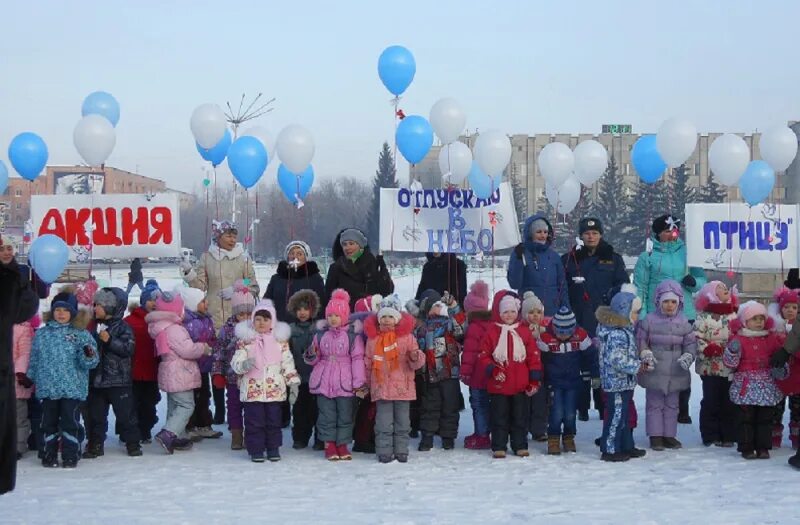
[593,156,630,250]
[535,192,573,253]
[365,142,399,248]
[698,172,728,203]
[667,164,697,224]
[509,166,528,230]
[622,177,671,255]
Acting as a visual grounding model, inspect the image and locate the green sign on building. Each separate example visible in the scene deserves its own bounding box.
[602,124,632,134]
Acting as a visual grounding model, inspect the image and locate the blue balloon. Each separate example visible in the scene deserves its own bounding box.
[227,136,268,189]
[196,129,232,167]
[8,132,48,181]
[396,115,433,165]
[29,234,70,283]
[378,45,416,96]
[631,135,667,184]
[468,163,501,199]
[82,91,120,127]
[277,164,315,204]
[0,160,7,195]
[739,160,775,206]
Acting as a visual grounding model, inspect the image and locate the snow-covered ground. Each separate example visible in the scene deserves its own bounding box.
[3,265,798,524]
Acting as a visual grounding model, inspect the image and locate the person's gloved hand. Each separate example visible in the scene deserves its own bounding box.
[640,349,657,371]
[525,382,540,396]
[16,373,33,388]
[240,357,256,372]
[514,243,525,260]
[677,353,694,371]
[770,348,791,368]
[304,347,318,363]
[590,377,601,390]
[212,374,226,389]
[681,275,697,289]
[218,286,235,300]
[703,343,724,358]
[493,368,507,383]
[84,345,95,358]
[289,384,300,405]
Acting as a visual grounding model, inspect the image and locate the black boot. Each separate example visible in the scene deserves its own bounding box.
[82,443,104,459]
[789,450,800,469]
[418,433,434,452]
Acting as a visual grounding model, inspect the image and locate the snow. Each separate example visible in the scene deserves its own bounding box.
[3,265,798,524]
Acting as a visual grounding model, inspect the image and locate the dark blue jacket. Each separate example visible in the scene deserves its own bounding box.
[506,214,567,316]
[264,261,326,323]
[562,240,629,337]
[537,327,598,389]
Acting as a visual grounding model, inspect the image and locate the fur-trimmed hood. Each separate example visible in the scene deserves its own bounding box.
[523,214,554,252]
[41,308,92,330]
[287,289,321,319]
[363,312,414,339]
[234,319,291,343]
[275,260,321,280]
[145,310,182,339]
[595,305,632,328]
[768,302,791,333]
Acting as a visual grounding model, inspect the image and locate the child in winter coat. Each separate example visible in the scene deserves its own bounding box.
[305,289,366,461]
[694,280,740,447]
[769,286,800,448]
[522,291,549,442]
[28,292,99,468]
[147,291,212,454]
[286,289,321,450]
[85,287,142,459]
[595,284,646,462]
[724,301,785,459]
[178,286,223,441]
[231,300,299,462]
[124,279,161,444]
[460,280,492,450]
[13,318,35,458]
[636,280,697,451]
[537,306,597,455]
[364,295,424,463]
[477,290,542,458]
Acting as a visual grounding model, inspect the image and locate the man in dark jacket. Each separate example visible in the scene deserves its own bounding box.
[562,218,629,421]
[0,239,40,494]
[85,287,142,458]
[415,253,468,306]
[324,228,394,310]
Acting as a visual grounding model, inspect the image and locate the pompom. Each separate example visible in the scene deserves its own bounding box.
[523,291,536,300]
[470,280,489,299]
[233,278,250,294]
[330,289,351,304]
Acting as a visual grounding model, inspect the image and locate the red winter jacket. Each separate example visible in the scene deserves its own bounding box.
[125,307,158,382]
[460,310,493,390]
[477,290,543,396]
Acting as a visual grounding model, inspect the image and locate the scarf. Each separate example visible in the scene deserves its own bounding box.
[372,329,399,384]
[493,322,526,365]
[347,249,364,263]
[705,302,736,315]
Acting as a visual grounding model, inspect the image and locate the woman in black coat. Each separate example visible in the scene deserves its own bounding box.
[263,241,326,322]
[415,253,468,306]
[324,228,394,309]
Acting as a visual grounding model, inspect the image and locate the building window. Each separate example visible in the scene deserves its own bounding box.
[15,189,22,197]
[15,203,21,210]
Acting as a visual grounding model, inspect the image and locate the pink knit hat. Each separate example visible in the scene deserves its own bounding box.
[464,280,490,313]
[76,278,99,307]
[155,291,185,317]
[355,294,382,313]
[499,294,521,314]
[774,286,800,309]
[738,300,767,323]
[326,289,351,324]
[230,279,256,315]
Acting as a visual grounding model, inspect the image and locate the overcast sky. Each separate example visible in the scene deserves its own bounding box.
[3,0,799,192]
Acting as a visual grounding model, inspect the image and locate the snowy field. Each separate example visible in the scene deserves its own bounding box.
[2,264,798,524]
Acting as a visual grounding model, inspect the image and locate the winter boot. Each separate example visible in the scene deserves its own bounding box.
[395,453,408,463]
[650,437,665,451]
[126,442,143,457]
[155,430,176,455]
[476,435,491,449]
[578,409,590,422]
[741,450,757,460]
[562,435,577,453]
[313,438,325,451]
[532,434,548,442]
[325,442,339,461]
[515,449,530,457]
[628,447,647,458]
[187,428,204,443]
[773,424,784,448]
[418,433,434,452]
[82,443,104,459]
[174,438,194,451]
[492,450,507,459]
[790,421,800,450]
[662,437,682,449]
[378,454,394,464]
[756,449,771,459]
[61,458,78,469]
[464,434,478,449]
[267,449,281,462]
[230,429,244,450]
[336,443,352,460]
[601,452,630,462]
[292,441,307,450]
[441,437,455,450]
[251,453,266,463]
[547,436,561,455]
[789,449,800,469]
[195,426,223,439]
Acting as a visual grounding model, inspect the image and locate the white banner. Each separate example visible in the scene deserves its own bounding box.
[30,193,182,261]
[379,182,521,254]
[685,202,799,271]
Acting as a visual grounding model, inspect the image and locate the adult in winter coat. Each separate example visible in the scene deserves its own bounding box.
[415,253,468,306]
[507,214,567,316]
[0,238,39,493]
[325,228,394,311]
[263,240,326,323]
[126,258,144,295]
[0,239,50,300]
[633,214,706,424]
[182,220,259,329]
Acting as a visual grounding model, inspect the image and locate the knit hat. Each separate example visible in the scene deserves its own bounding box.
[659,291,680,305]
[551,306,577,337]
[355,294,382,313]
[93,288,119,313]
[739,300,767,323]
[419,289,443,317]
[285,240,311,261]
[775,286,800,309]
[579,217,603,235]
[610,283,642,322]
[140,279,160,306]
[155,290,185,317]
[377,294,403,322]
[521,291,544,315]
[230,279,256,315]
[339,228,368,248]
[51,291,78,319]
[652,214,680,235]
[76,278,99,307]
[211,220,238,243]
[499,294,521,314]
[176,286,206,313]
[464,280,490,313]
[325,289,351,323]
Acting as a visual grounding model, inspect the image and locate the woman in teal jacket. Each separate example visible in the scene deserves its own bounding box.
[633,214,706,424]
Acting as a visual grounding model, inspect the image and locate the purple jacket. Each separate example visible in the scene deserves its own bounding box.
[211,314,240,384]
[305,325,366,398]
[184,309,217,373]
[635,280,697,394]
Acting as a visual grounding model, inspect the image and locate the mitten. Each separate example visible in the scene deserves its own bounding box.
[240,358,256,372]
[218,286,235,300]
[212,374,226,389]
[289,384,299,405]
[514,243,525,260]
[677,352,694,371]
[681,274,697,289]
[16,373,33,389]
[640,349,657,371]
[590,377,601,389]
[84,345,95,358]
[770,348,791,368]
[304,347,318,362]
[703,343,724,358]
[525,382,540,396]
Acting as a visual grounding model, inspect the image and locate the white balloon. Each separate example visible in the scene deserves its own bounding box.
[656,117,697,168]
[190,103,227,149]
[242,126,275,160]
[573,140,608,185]
[73,115,116,167]
[556,177,581,214]
[474,129,511,177]
[709,133,750,185]
[276,124,315,175]
[429,98,466,144]
[538,142,574,188]
[759,126,798,172]
[438,142,472,185]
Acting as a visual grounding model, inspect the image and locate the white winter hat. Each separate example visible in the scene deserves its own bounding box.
[175,286,206,313]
